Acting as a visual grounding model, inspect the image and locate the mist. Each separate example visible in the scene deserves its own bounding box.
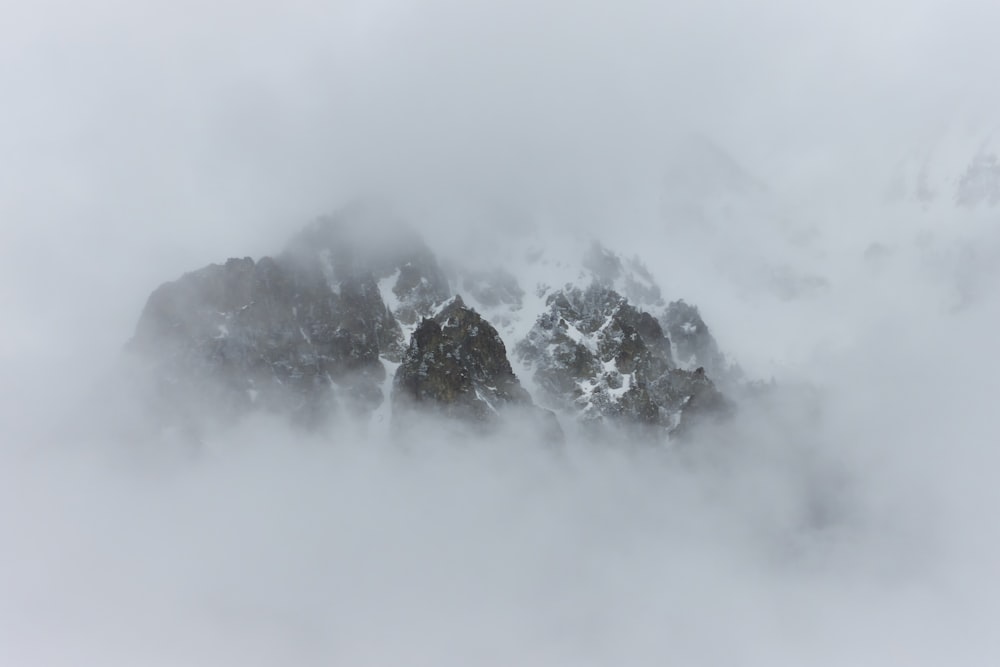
[3,0,1000,664]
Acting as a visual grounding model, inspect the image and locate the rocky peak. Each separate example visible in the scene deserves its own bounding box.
[394,296,530,419]
[129,242,405,432]
[517,282,729,437]
[286,207,451,325]
[127,206,735,444]
[661,299,728,379]
[392,297,562,441]
[582,241,665,309]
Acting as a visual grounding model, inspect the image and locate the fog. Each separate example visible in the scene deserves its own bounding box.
[3,0,1000,664]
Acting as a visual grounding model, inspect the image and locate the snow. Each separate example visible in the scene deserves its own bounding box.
[607,373,632,400]
[314,249,343,295]
[474,386,500,414]
[597,311,617,335]
[377,269,402,315]
[669,338,683,368]
[369,357,400,440]
[562,321,595,353]
[376,268,422,340]
[575,378,597,402]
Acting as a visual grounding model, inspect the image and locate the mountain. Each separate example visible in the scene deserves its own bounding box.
[392,295,564,442]
[889,125,1000,209]
[127,205,739,444]
[515,280,732,439]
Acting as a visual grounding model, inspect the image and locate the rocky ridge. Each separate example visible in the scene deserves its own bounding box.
[128,207,737,442]
[515,283,730,438]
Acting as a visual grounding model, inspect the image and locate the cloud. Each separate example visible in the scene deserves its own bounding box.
[3,0,1000,663]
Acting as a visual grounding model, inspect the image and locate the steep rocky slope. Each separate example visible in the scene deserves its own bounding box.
[515,284,730,438]
[128,206,737,443]
[392,296,562,441]
[129,254,400,430]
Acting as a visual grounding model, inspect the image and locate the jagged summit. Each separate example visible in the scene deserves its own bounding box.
[128,252,399,431]
[128,206,737,444]
[285,206,452,326]
[582,241,665,309]
[516,283,730,438]
[662,299,730,379]
[394,297,516,424]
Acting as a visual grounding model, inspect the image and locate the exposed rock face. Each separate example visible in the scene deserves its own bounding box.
[288,208,451,326]
[127,204,454,433]
[393,297,562,441]
[661,300,728,379]
[128,205,732,444]
[583,241,665,309]
[129,254,401,429]
[437,263,526,333]
[458,267,524,310]
[394,296,527,415]
[516,283,730,437]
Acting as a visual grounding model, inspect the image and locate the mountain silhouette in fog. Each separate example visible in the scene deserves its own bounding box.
[128,204,737,444]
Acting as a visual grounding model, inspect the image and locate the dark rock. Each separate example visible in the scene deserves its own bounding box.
[669,367,735,438]
[661,300,727,379]
[130,251,404,432]
[517,283,730,439]
[126,204,735,445]
[286,205,451,325]
[127,203,467,435]
[583,241,624,284]
[393,297,562,441]
[583,241,664,308]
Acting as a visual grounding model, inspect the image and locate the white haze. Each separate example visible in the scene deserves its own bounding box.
[3,0,1000,664]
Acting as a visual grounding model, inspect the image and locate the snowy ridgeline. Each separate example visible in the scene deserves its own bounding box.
[127,209,740,444]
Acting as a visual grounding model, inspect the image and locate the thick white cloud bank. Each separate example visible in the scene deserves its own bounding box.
[3,0,1000,664]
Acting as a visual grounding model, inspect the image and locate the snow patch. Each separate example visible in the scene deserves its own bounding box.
[378,269,402,315]
[474,387,500,414]
[608,373,632,399]
[369,357,400,440]
[562,321,595,352]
